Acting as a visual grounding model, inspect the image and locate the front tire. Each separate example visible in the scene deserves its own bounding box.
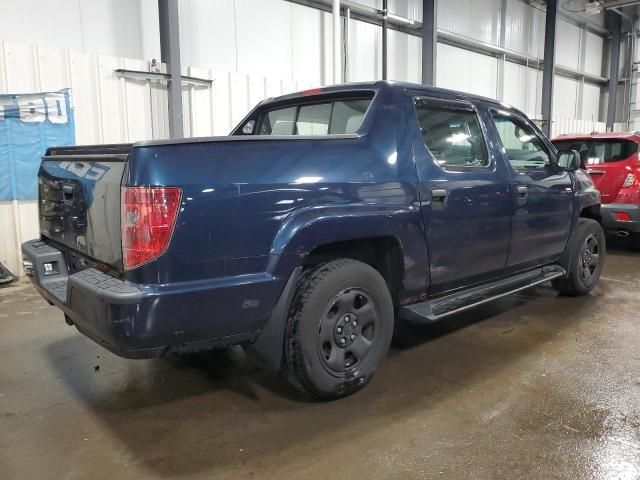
[552,218,605,296]
[284,259,394,400]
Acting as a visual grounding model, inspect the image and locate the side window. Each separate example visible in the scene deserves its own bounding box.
[331,99,370,134]
[492,112,551,169]
[415,100,489,168]
[296,103,331,135]
[259,106,296,135]
[256,96,373,136]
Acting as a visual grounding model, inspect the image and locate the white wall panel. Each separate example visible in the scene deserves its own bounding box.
[387,30,421,83]
[291,4,332,85]
[553,75,578,119]
[584,32,604,76]
[211,72,233,136]
[235,0,293,79]
[556,20,581,70]
[178,0,238,74]
[437,44,497,99]
[348,20,381,81]
[438,0,500,45]
[0,0,160,60]
[0,201,38,275]
[582,84,601,123]
[3,43,39,92]
[68,51,104,144]
[503,62,542,117]
[504,0,544,57]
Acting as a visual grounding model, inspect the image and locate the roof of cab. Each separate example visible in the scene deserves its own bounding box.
[263,80,510,110]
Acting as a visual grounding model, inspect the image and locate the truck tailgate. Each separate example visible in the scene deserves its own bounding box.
[39,144,132,271]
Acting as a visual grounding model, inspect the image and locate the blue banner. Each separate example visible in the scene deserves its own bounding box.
[0,89,75,201]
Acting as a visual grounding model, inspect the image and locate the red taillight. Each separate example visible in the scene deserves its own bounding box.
[614,211,632,222]
[121,186,182,270]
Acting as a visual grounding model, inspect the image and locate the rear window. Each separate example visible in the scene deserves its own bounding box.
[255,97,372,136]
[553,139,638,165]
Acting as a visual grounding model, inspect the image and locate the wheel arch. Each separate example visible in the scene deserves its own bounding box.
[270,204,428,299]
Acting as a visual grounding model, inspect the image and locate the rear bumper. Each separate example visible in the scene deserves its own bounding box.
[22,239,288,359]
[601,203,640,234]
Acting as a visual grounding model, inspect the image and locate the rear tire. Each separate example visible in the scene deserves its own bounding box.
[552,218,605,296]
[284,259,394,400]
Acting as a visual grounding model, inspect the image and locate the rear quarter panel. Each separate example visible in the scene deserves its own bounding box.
[123,87,429,299]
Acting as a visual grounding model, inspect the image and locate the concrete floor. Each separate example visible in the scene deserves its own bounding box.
[1,241,640,480]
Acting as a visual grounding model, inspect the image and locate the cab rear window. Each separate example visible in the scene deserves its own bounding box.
[554,139,638,164]
[254,96,373,136]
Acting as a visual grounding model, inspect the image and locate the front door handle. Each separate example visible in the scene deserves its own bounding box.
[431,188,448,210]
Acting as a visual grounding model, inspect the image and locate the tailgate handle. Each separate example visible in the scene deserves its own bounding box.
[62,185,74,202]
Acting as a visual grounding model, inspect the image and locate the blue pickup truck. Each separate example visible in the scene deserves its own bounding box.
[23,81,604,399]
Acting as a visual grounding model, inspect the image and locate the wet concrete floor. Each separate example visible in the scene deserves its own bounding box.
[1,240,640,479]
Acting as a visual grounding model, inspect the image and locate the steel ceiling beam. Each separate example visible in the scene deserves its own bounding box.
[603,0,640,8]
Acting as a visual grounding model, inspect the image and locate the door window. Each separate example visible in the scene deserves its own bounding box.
[414,99,489,168]
[491,112,551,169]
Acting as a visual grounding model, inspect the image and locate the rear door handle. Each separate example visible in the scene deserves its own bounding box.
[516,185,528,204]
[431,188,448,210]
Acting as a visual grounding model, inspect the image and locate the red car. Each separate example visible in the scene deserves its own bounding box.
[553,133,640,248]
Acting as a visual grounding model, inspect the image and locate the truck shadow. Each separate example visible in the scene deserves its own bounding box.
[606,234,640,255]
[45,284,600,477]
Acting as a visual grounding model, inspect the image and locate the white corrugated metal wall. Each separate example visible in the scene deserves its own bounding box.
[0,0,616,275]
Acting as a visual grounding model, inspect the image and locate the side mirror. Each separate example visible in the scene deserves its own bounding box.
[557,149,582,171]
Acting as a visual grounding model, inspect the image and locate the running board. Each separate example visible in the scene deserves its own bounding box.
[399,266,566,322]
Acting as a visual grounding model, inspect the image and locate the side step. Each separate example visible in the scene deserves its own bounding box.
[399,266,565,322]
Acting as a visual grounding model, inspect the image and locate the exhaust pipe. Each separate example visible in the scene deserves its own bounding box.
[617,230,631,237]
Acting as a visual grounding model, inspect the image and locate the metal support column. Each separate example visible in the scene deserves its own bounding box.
[496,0,507,100]
[607,10,622,131]
[382,0,388,80]
[158,0,184,138]
[333,0,342,84]
[421,0,437,85]
[344,7,350,82]
[576,27,587,120]
[541,0,557,137]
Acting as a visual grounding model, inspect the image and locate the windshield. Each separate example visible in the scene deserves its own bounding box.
[553,139,638,165]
